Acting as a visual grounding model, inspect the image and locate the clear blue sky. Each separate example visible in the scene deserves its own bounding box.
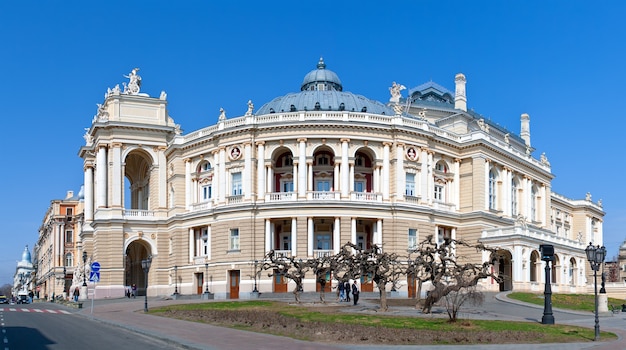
[1,1,624,285]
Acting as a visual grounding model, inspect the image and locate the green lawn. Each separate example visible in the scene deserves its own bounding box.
[150,300,617,345]
[508,292,624,313]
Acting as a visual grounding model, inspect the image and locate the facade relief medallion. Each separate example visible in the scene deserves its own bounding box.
[229,146,242,160]
[406,147,418,161]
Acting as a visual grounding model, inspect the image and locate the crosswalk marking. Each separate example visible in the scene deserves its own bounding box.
[0,308,70,314]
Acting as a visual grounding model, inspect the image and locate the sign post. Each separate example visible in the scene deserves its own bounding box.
[89,262,101,314]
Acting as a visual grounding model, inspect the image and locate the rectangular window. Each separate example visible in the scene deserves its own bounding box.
[202,228,209,255]
[408,229,417,250]
[354,181,365,192]
[437,227,452,246]
[406,174,415,196]
[282,181,293,192]
[231,172,242,196]
[316,234,331,250]
[229,228,240,250]
[434,185,444,201]
[65,230,73,243]
[316,180,331,191]
[202,185,212,201]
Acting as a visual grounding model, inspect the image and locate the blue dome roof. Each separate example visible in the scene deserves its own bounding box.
[21,245,31,264]
[257,58,395,115]
[301,58,342,91]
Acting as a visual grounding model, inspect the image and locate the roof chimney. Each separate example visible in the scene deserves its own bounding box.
[66,190,74,199]
[454,73,467,112]
[520,113,531,147]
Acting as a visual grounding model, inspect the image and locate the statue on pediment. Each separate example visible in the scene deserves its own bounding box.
[389,81,406,103]
[245,100,254,116]
[219,108,226,121]
[123,68,142,95]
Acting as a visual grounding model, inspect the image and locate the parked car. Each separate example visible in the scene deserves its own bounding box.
[17,293,29,304]
[0,295,7,304]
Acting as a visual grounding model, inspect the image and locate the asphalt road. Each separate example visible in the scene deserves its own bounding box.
[0,303,176,350]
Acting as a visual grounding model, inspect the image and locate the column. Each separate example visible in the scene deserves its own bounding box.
[396,144,405,199]
[373,165,380,194]
[265,219,271,252]
[307,217,314,257]
[375,220,382,246]
[349,162,354,195]
[307,161,313,192]
[333,161,340,193]
[484,159,490,210]
[293,161,298,194]
[341,139,349,197]
[419,148,428,201]
[84,165,94,221]
[453,159,461,209]
[256,142,265,199]
[267,165,273,193]
[298,138,307,198]
[219,147,226,202]
[382,142,391,200]
[158,146,167,208]
[189,228,194,263]
[213,151,220,203]
[351,218,356,249]
[111,143,122,207]
[291,218,297,256]
[244,142,252,199]
[96,145,108,208]
[185,159,192,209]
[333,217,340,254]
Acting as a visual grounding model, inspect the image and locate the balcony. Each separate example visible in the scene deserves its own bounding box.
[274,250,292,259]
[350,192,381,202]
[308,191,339,200]
[314,249,334,258]
[123,209,155,217]
[266,192,297,202]
[226,195,243,205]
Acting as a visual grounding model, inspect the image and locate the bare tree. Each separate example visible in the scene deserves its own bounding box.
[411,235,501,321]
[344,242,399,312]
[262,251,309,303]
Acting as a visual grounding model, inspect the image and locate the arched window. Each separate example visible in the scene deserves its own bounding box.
[489,170,497,210]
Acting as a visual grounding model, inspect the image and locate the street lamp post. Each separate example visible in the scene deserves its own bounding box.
[253,260,259,293]
[585,242,607,342]
[141,256,152,313]
[173,265,178,295]
[82,251,88,287]
[540,244,555,325]
[204,263,209,293]
[63,266,67,297]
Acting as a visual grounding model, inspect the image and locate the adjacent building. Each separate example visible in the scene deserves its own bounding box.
[73,60,603,299]
[13,246,34,300]
[33,190,84,300]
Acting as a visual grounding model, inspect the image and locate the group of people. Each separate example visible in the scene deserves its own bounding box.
[338,280,359,305]
[125,284,137,298]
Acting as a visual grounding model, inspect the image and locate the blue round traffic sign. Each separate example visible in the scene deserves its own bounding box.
[91,261,101,272]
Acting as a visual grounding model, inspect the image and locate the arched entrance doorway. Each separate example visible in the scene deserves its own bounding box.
[497,250,513,291]
[125,240,151,296]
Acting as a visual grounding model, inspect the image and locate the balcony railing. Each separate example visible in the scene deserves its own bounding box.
[123,209,155,217]
[308,191,339,200]
[226,195,243,205]
[266,192,296,202]
[314,249,334,258]
[350,192,381,202]
[274,250,292,259]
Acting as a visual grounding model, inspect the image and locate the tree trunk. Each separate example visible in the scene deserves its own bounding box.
[377,281,388,312]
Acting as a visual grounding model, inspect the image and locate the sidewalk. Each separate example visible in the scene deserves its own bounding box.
[76,292,626,350]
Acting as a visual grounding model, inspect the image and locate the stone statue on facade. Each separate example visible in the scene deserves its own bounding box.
[504,133,510,144]
[123,68,142,95]
[83,128,93,146]
[477,118,490,132]
[389,81,406,103]
[94,103,109,122]
[219,107,226,121]
[586,192,592,201]
[540,152,550,166]
[245,100,254,116]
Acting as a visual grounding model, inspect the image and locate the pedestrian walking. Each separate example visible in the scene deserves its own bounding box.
[73,287,80,302]
[351,281,359,305]
[338,280,345,301]
[132,284,137,298]
[344,281,351,302]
